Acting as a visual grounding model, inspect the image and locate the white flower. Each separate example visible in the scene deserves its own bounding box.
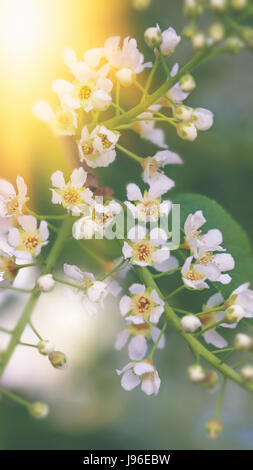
[195,252,235,285]
[133,110,168,148]
[179,74,196,92]
[184,210,224,257]
[192,108,214,131]
[122,225,171,271]
[50,168,94,216]
[78,125,119,168]
[125,183,172,222]
[37,274,55,292]
[181,315,202,332]
[181,256,220,290]
[200,293,228,349]
[104,36,152,75]
[0,249,17,283]
[119,283,164,325]
[63,264,118,315]
[163,64,191,105]
[192,33,207,49]
[142,150,182,189]
[115,322,165,361]
[72,200,122,239]
[160,27,181,57]
[8,216,49,261]
[33,101,77,136]
[0,177,28,218]
[53,52,113,112]
[116,360,161,396]
[229,283,253,318]
[188,364,206,383]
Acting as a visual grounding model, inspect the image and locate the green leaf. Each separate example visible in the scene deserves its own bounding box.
[173,193,253,299]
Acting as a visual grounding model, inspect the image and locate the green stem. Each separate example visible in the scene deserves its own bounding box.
[165,284,185,300]
[149,320,168,359]
[214,378,227,419]
[0,385,31,408]
[0,216,73,378]
[105,46,221,130]
[18,342,38,349]
[153,267,181,279]
[116,144,143,164]
[195,319,224,337]
[99,258,125,281]
[77,241,106,265]
[29,321,43,341]
[0,327,13,334]
[232,352,253,370]
[53,277,83,290]
[141,57,159,102]
[134,266,253,394]
[211,348,234,355]
[0,285,33,294]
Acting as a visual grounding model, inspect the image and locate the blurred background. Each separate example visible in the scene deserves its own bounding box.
[0,0,253,450]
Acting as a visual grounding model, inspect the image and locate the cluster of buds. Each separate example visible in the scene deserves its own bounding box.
[188,364,219,390]
[183,0,251,53]
[37,340,67,370]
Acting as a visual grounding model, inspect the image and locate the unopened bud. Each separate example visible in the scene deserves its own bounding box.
[234,333,252,351]
[29,402,49,419]
[132,0,151,10]
[37,274,55,292]
[177,122,198,141]
[49,350,67,370]
[210,0,227,11]
[230,0,247,10]
[116,68,135,87]
[183,24,198,40]
[188,364,206,382]
[241,27,253,51]
[225,36,244,54]
[192,32,206,49]
[202,370,219,389]
[205,418,223,439]
[224,305,244,324]
[179,74,196,92]
[174,105,193,122]
[184,0,203,16]
[181,315,202,332]
[144,27,162,48]
[209,23,225,42]
[241,365,253,381]
[38,340,55,356]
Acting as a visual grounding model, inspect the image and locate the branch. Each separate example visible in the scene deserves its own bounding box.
[134,266,253,394]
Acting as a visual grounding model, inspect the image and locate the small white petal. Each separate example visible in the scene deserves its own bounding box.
[128,336,147,360]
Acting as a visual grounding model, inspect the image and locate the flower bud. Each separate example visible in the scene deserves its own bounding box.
[224,305,244,324]
[184,0,203,17]
[183,24,198,39]
[209,23,225,43]
[144,27,162,48]
[192,32,206,49]
[192,108,214,131]
[179,74,196,93]
[174,105,193,122]
[181,315,202,332]
[225,37,244,54]
[210,0,227,11]
[202,370,219,389]
[132,0,151,10]
[37,274,55,292]
[234,333,252,352]
[241,365,253,381]
[188,364,206,382]
[29,402,49,419]
[241,27,253,51]
[177,122,198,141]
[230,0,247,10]
[205,418,223,439]
[115,68,136,87]
[49,351,67,370]
[38,340,55,356]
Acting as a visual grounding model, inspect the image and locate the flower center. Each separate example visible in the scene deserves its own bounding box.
[6,197,20,215]
[98,133,112,150]
[81,141,94,156]
[135,242,152,263]
[24,234,40,251]
[185,269,204,281]
[62,187,80,205]
[135,295,152,315]
[0,257,17,281]
[138,199,160,218]
[78,85,92,101]
[197,253,212,264]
